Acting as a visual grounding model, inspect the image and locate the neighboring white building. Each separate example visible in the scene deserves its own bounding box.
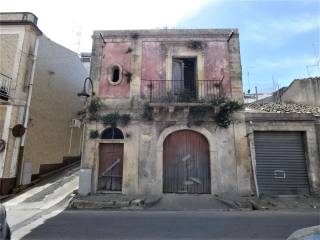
[80,52,91,74]
[0,12,86,195]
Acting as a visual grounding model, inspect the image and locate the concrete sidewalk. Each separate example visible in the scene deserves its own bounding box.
[70,193,237,210]
[3,166,79,239]
[69,193,162,209]
[69,193,320,211]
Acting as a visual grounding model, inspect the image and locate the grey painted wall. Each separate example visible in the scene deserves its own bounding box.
[282,78,320,105]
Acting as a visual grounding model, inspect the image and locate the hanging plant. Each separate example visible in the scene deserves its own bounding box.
[101,112,131,127]
[88,97,102,114]
[77,109,87,120]
[89,130,99,139]
[186,97,242,128]
[212,99,242,128]
[142,103,153,121]
[187,40,203,50]
[101,112,120,128]
[86,97,102,121]
[120,114,131,126]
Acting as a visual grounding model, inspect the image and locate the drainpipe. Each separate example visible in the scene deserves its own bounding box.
[16,36,40,185]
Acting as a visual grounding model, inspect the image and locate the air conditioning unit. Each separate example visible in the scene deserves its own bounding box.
[70,119,81,128]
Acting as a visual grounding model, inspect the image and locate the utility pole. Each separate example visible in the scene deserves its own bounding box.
[255,86,258,101]
[246,66,255,94]
[73,22,82,54]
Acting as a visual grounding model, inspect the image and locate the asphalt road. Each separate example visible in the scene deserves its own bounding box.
[23,210,320,240]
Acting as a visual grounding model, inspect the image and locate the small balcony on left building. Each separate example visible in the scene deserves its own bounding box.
[0,73,12,101]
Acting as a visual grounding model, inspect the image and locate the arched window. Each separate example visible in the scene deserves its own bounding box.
[112,66,120,82]
[101,127,124,139]
[108,64,122,85]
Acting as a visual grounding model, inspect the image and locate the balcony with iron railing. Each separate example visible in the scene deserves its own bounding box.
[0,73,12,101]
[141,79,223,104]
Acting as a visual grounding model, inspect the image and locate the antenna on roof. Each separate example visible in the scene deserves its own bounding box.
[306,43,320,76]
[72,22,82,54]
[246,66,254,94]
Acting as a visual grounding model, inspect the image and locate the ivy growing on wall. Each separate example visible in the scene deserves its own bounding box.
[88,97,102,121]
[142,103,153,121]
[89,130,99,139]
[101,112,131,127]
[189,98,242,128]
[212,99,242,128]
[77,97,103,121]
[120,114,131,126]
[141,97,242,128]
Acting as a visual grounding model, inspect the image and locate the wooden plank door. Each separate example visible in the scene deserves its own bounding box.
[163,130,211,194]
[98,143,123,191]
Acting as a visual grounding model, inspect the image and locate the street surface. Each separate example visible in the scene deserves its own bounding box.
[22,209,319,240]
[2,165,319,240]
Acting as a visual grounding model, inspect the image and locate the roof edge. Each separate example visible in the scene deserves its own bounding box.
[94,28,239,38]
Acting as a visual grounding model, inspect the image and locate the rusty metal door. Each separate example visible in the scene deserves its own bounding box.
[98,143,123,191]
[163,130,211,193]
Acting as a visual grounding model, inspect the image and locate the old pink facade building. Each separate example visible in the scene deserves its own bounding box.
[79,28,320,199]
[79,29,253,197]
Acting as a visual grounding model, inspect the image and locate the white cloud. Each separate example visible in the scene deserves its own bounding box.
[2,0,215,52]
[242,14,320,46]
[256,56,318,69]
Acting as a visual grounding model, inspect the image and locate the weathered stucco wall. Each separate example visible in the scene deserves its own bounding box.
[0,23,38,194]
[281,78,320,106]
[100,42,131,98]
[141,42,166,98]
[23,35,86,175]
[84,110,251,196]
[82,29,249,197]
[97,30,237,100]
[0,34,18,77]
[205,41,231,96]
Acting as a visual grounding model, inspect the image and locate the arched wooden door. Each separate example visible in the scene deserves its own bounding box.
[163,130,211,193]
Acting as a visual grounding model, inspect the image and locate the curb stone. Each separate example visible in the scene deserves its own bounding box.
[69,196,162,210]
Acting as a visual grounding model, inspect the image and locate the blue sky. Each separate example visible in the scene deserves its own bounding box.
[3,0,319,93]
[179,0,320,93]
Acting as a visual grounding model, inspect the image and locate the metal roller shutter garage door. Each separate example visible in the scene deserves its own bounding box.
[254,131,310,195]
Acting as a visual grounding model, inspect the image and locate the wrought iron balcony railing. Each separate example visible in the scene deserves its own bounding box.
[0,73,12,101]
[142,79,223,103]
